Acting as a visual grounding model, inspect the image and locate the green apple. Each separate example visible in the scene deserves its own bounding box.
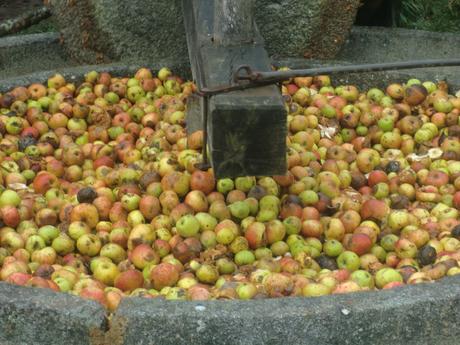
[434,99,453,113]
[217,178,234,194]
[195,212,218,232]
[337,251,360,272]
[380,234,399,251]
[375,268,403,289]
[121,193,141,212]
[234,250,256,266]
[229,201,250,219]
[302,283,331,297]
[283,216,302,235]
[236,282,258,300]
[0,189,21,207]
[323,239,344,257]
[367,88,385,102]
[38,225,60,245]
[378,117,394,132]
[235,176,256,192]
[350,270,375,288]
[299,190,319,206]
[176,215,201,238]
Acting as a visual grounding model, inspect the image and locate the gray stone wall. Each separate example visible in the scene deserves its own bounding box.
[49,0,360,64]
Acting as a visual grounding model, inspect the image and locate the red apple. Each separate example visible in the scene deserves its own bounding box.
[114,269,144,292]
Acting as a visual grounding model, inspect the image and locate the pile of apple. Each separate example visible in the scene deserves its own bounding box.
[0,67,459,312]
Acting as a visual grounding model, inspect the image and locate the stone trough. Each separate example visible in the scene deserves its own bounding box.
[1,1,460,343]
[1,276,460,345]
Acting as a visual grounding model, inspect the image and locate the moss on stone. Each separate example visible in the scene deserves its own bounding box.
[17,17,57,35]
[398,0,460,33]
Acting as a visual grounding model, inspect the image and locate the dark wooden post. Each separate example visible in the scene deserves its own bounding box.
[183,0,287,178]
[213,0,255,45]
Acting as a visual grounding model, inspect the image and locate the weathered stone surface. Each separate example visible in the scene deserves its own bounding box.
[339,26,460,63]
[0,31,190,91]
[0,32,74,80]
[49,0,360,64]
[0,282,107,345]
[278,26,460,90]
[49,0,188,64]
[0,3,50,37]
[112,275,460,345]
[256,0,360,59]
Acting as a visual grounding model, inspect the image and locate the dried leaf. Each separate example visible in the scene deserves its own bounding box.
[318,125,336,139]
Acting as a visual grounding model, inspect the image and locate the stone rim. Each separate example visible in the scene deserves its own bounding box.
[0,275,459,344]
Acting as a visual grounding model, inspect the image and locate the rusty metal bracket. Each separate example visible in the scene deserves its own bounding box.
[194,58,460,172]
[197,58,460,97]
[195,95,211,171]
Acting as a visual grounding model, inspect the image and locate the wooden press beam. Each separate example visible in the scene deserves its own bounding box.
[182,0,287,178]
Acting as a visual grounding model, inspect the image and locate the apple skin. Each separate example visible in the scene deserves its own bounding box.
[1,206,20,228]
[424,170,449,187]
[245,222,267,249]
[68,221,91,240]
[176,215,201,238]
[324,218,345,241]
[367,171,388,187]
[187,285,211,301]
[387,210,410,232]
[395,239,418,259]
[339,210,361,233]
[263,273,294,298]
[382,281,405,289]
[301,219,323,238]
[70,204,100,229]
[265,220,286,244]
[121,193,141,212]
[1,261,29,281]
[350,270,375,289]
[173,239,201,264]
[106,289,123,312]
[375,268,403,289]
[93,261,120,286]
[360,199,389,221]
[26,276,52,289]
[76,234,102,257]
[0,190,21,207]
[195,264,219,284]
[228,201,250,220]
[5,272,32,286]
[345,233,373,256]
[150,263,179,290]
[215,227,236,246]
[356,149,381,173]
[114,269,145,292]
[323,239,344,257]
[130,244,160,269]
[332,281,361,294]
[302,283,331,297]
[190,170,215,195]
[453,191,460,210]
[236,282,258,300]
[79,286,108,307]
[185,190,209,213]
[136,195,159,221]
[336,251,360,272]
